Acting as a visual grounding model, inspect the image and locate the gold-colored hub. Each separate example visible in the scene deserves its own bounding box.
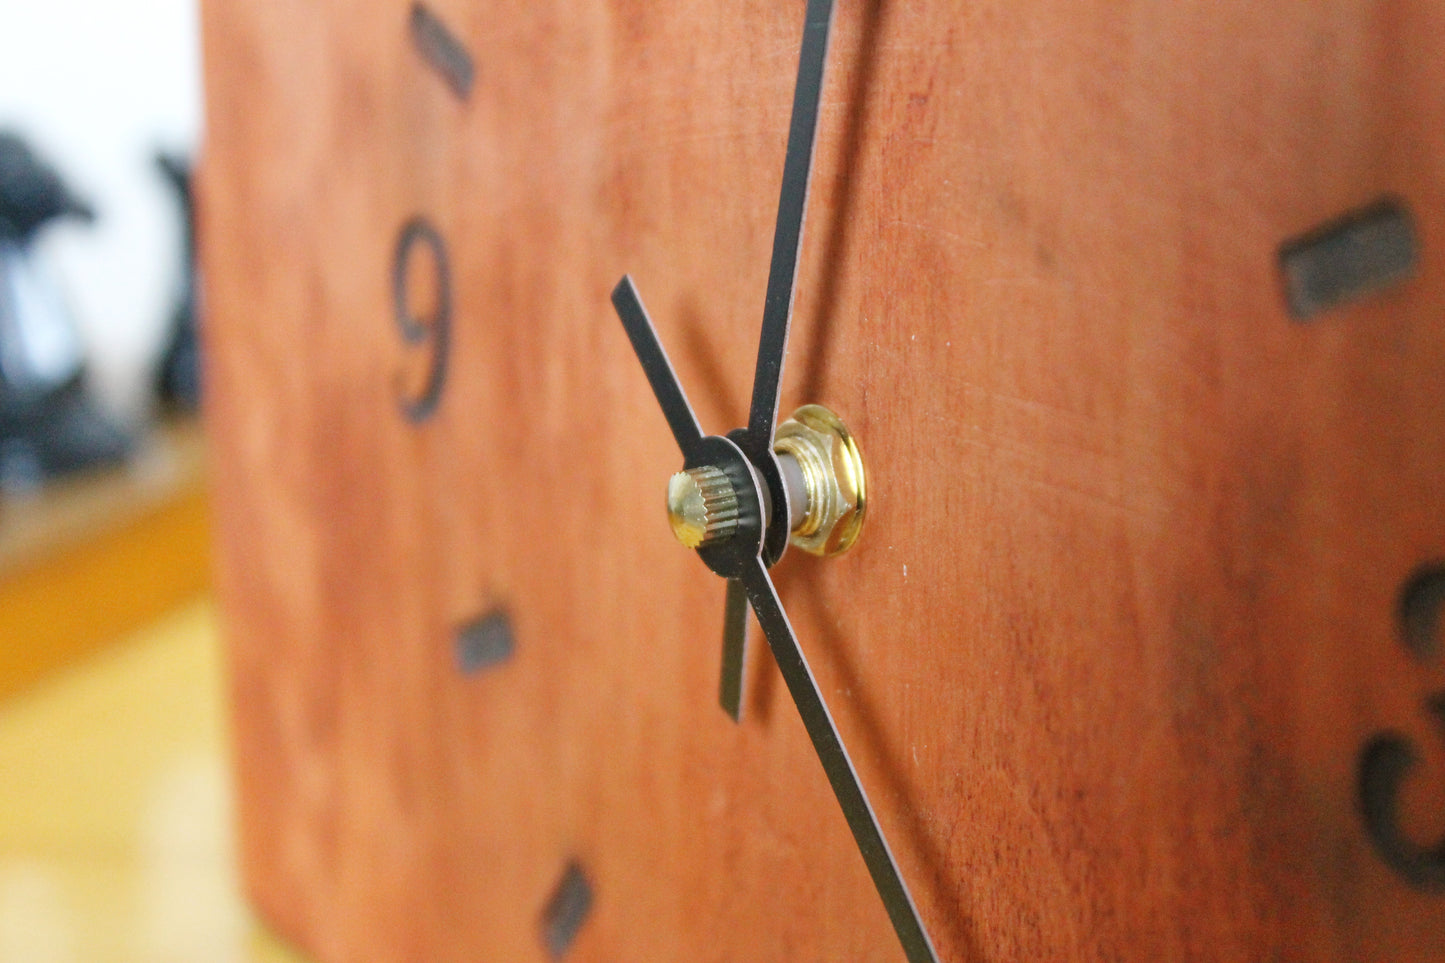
[666,465,740,549]
[774,404,867,556]
[663,405,867,557]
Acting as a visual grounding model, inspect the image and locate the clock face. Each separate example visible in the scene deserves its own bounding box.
[200,1,1445,960]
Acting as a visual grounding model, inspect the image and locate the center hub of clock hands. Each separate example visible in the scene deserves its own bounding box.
[609,272,938,963]
[666,406,866,560]
[677,432,767,581]
[666,466,742,549]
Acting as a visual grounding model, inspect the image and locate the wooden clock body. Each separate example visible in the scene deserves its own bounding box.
[200,1,1445,960]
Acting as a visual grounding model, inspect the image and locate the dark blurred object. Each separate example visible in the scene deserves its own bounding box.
[154,151,199,412]
[0,131,94,241]
[0,130,129,491]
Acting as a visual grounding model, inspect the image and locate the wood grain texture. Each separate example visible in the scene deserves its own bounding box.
[199,1,1445,960]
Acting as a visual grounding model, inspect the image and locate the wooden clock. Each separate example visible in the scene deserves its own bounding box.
[199,1,1445,959]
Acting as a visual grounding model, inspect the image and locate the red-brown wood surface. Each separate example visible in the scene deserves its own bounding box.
[200,1,1445,959]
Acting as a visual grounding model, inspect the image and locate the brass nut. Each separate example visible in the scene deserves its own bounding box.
[773,404,866,556]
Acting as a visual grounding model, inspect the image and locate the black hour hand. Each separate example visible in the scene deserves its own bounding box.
[610,275,705,461]
[611,275,754,725]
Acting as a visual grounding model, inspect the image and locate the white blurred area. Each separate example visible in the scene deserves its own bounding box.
[0,0,202,427]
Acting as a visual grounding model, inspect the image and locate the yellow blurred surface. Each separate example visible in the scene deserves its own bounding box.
[0,598,307,963]
[0,422,212,701]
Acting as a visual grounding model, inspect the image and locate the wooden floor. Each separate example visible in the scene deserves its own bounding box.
[0,598,307,962]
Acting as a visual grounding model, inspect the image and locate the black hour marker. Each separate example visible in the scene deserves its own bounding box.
[391,216,452,422]
[1358,697,1445,891]
[1280,198,1418,320]
[454,608,514,674]
[408,3,474,100]
[1399,564,1445,664]
[540,861,593,960]
[1357,565,1445,889]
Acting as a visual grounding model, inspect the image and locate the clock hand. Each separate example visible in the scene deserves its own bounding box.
[611,8,932,953]
[718,578,750,721]
[613,275,759,723]
[744,0,834,455]
[738,556,938,963]
[611,275,705,460]
[609,283,932,959]
[722,0,836,714]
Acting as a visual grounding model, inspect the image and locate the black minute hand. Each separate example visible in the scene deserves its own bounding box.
[745,0,834,449]
[721,0,838,718]
[740,2,938,959]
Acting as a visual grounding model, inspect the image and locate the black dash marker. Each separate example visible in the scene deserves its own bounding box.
[455,609,514,674]
[409,2,474,100]
[1280,198,1418,320]
[541,861,593,959]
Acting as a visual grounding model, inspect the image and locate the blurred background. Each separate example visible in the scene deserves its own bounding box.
[0,2,299,959]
